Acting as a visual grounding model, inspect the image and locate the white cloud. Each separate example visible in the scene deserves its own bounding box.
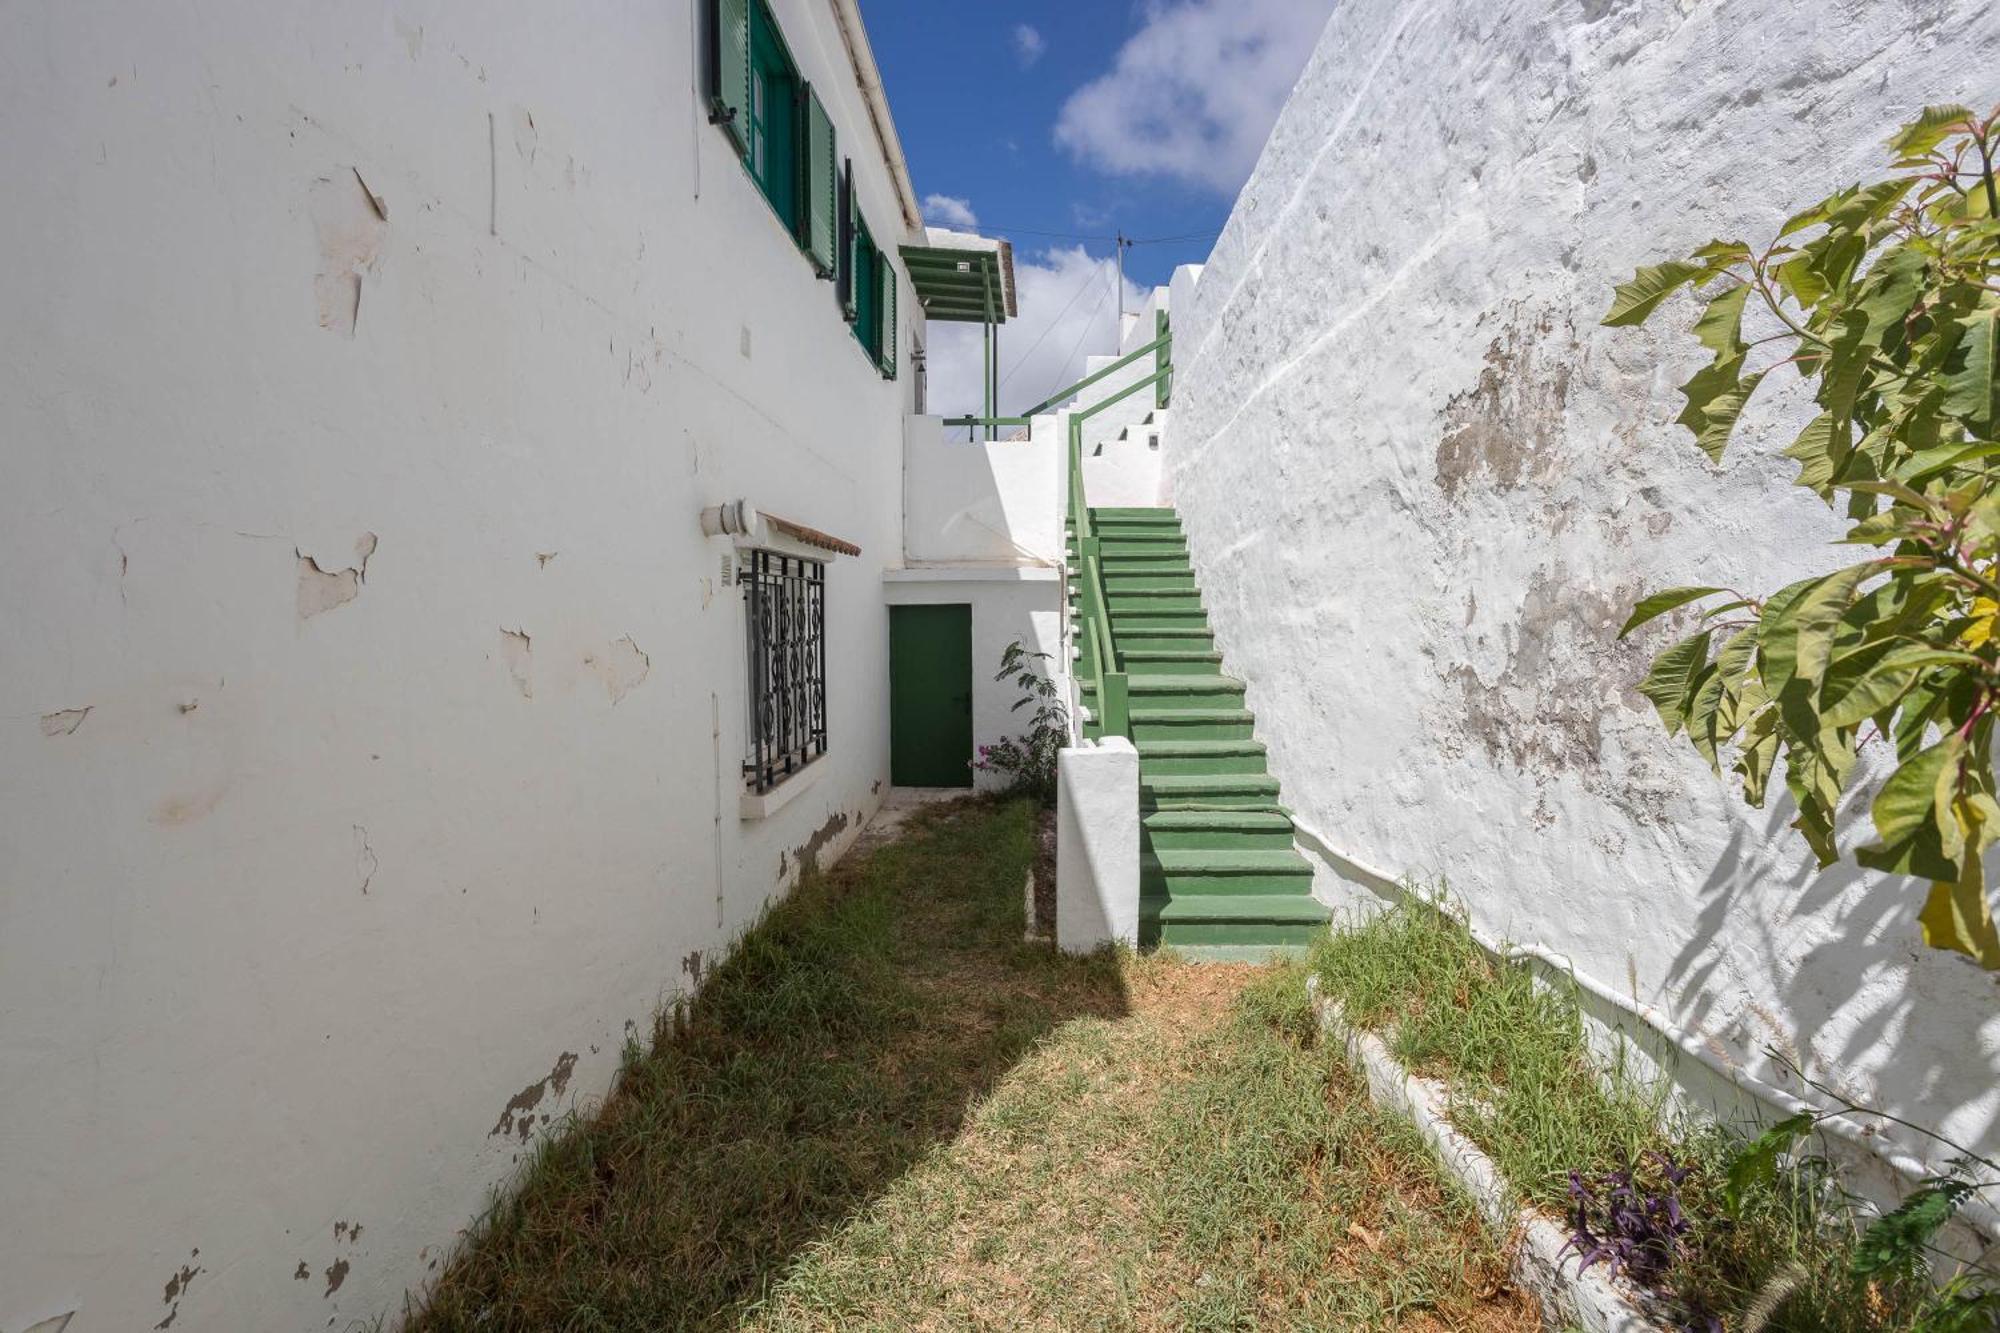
[925,245,1147,435]
[921,193,980,229]
[1053,0,1336,195]
[1012,23,1046,68]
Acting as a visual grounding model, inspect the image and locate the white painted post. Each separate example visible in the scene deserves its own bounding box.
[1055,737,1140,952]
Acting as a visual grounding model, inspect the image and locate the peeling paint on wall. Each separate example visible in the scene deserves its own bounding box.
[295,534,377,619]
[322,1257,348,1296]
[585,635,650,704]
[488,1051,578,1141]
[499,627,533,698]
[793,810,850,877]
[1433,310,1577,501]
[309,168,388,338]
[154,1250,200,1328]
[39,706,91,737]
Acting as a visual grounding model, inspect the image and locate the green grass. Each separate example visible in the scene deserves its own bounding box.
[1309,894,1963,1332]
[409,799,1536,1332]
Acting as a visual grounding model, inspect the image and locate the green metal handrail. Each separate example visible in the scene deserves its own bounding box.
[1064,346,1176,742]
[1028,330,1171,419]
[947,329,1173,442]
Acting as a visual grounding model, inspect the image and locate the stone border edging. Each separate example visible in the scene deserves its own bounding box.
[1305,975,1666,1333]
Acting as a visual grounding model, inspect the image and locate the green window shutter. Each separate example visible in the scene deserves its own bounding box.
[802,86,837,276]
[878,260,898,379]
[709,0,751,154]
[838,161,858,320]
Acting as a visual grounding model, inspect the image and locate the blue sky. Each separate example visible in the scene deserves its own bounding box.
[860,0,1337,421]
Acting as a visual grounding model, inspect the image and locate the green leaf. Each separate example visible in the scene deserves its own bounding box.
[1891,441,2000,488]
[1619,586,1725,639]
[1756,575,1826,703]
[1920,857,2000,969]
[1851,1176,1977,1277]
[1791,562,1879,688]
[1724,1112,1817,1214]
[1870,732,1964,848]
[1691,282,1751,359]
[1775,252,1829,308]
[1688,665,1728,771]
[1604,260,1707,327]
[1821,644,1978,729]
[1783,413,1842,497]
[1675,358,1766,463]
[1737,706,1780,807]
[1715,624,1760,683]
[1638,631,1712,736]
[1887,104,1977,158]
[1943,305,1999,431]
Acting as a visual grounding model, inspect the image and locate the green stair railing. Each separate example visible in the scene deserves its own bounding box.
[944,324,1172,437]
[1064,321,1172,743]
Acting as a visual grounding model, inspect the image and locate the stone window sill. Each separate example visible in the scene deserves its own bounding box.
[739,757,824,820]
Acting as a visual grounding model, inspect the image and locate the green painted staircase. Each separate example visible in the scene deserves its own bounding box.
[1066,506,1330,954]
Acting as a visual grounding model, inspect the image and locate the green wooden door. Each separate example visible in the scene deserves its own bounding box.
[889,604,973,788]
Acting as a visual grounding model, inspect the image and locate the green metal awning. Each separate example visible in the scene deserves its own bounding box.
[898,239,1017,325]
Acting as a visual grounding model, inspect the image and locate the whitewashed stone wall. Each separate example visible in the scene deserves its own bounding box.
[1167,0,2000,1178]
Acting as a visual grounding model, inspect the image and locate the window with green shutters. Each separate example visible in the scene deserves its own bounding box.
[707,0,751,154]
[850,211,879,361]
[876,259,897,380]
[800,86,837,276]
[745,1,799,229]
[706,0,894,376]
[841,188,898,377]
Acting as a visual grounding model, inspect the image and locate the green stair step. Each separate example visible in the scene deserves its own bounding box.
[1123,649,1224,675]
[1100,574,1198,593]
[1140,894,1332,947]
[1093,507,1177,520]
[1128,708,1255,740]
[1077,609,1213,634]
[1141,849,1313,895]
[1142,773,1281,808]
[1120,633,1218,653]
[1142,808,1296,850]
[1136,736,1265,771]
[1105,592,1203,611]
[1072,541,1186,559]
[1083,674,1244,709]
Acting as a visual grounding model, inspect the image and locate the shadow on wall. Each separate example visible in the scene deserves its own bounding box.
[1666,795,2000,1150]
[406,798,1128,1331]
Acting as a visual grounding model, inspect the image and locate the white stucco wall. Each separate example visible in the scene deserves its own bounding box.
[1166,0,2000,1184]
[0,3,921,1329]
[903,414,1064,565]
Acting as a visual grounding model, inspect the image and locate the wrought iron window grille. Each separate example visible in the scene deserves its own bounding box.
[742,549,827,793]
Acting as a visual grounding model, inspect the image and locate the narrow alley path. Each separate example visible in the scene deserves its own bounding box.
[410,798,1536,1332]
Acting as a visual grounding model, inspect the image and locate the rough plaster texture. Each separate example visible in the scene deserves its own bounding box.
[1056,739,1140,951]
[0,2,918,1328]
[1165,0,2000,1182]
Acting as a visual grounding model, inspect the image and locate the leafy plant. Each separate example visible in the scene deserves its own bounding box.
[1718,1058,2000,1328]
[1561,1151,1699,1287]
[974,641,1068,805]
[1610,103,2000,967]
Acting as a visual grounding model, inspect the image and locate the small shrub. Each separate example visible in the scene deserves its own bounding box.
[974,640,1068,805]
